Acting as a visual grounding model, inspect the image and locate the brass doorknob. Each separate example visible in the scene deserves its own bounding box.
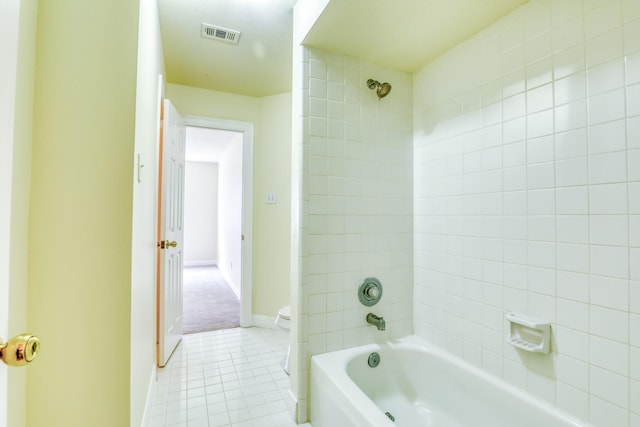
[0,333,40,367]
[165,240,177,248]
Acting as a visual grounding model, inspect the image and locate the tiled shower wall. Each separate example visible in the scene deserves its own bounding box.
[413,0,639,426]
[293,47,413,419]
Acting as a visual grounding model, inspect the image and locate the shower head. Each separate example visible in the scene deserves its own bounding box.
[366,78,392,99]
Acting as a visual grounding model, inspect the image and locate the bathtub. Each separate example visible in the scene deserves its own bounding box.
[310,335,586,427]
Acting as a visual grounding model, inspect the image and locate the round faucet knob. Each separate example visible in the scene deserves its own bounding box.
[366,286,379,299]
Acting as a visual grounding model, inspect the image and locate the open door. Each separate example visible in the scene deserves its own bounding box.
[157,99,186,367]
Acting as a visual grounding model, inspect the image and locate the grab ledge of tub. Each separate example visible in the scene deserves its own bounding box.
[506,312,551,354]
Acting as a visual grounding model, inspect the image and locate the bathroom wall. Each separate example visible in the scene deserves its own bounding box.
[28,0,139,425]
[413,0,639,425]
[293,47,414,420]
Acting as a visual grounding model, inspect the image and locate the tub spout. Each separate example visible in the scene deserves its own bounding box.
[366,313,385,331]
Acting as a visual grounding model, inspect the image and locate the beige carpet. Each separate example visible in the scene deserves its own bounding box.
[182,266,240,334]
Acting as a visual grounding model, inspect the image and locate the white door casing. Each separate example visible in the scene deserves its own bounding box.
[0,1,21,424]
[183,115,253,327]
[158,99,186,367]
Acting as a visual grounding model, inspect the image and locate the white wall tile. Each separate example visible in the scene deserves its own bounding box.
[587,58,625,95]
[557,382,589,422]
[556,157,589,187]
[527,135,554,164]
[528,83,554,112]
[585,28,624,67]
[631,248,640,281]
[627,50,640,85]
[556,99,587,132]
[589,183,628,214]
[590,366,629,409]
[528,162,556,189]
[557,271,589,303]
[590,335,629,375]
[629,150,640,181]
[554,44,586,79]
[631,182,640,214]
[557,215,589,243]
[631,314,640,347]
[557,298,589,330]
[590,395,629,427]
[627,116,640,149]
[590,305,629,343]
[628,83,640,116]
[557,243,589,273]
[590,275,630,311]
[552,15,584,52]
[588,120,627,155]
[555,128,587,159]
[555,71,587,105]
[584,1,622,40]
[631,215,640,247]
[624,0,640,22]
[406,1,638,426]
[590,245,629,279]
[624,18,640,54]
[526,57,553,89]
[588,88,626,125]
[589,151,628,184]
[590,215,629,246]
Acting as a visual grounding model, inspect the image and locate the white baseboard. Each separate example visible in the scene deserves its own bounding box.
[219,270,241,299]
[286,388,299,423]
[183,260,217,267]
[252,314,278,329]
[140,364,157,427]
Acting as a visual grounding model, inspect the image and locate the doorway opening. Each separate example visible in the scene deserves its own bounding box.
[181,116,254,332]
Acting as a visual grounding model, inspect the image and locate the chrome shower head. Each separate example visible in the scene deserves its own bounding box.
[367,78,392,99]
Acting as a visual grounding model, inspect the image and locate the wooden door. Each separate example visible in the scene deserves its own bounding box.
[157,99,186,367]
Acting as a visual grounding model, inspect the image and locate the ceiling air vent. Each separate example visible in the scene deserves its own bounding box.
[201,23,240,45]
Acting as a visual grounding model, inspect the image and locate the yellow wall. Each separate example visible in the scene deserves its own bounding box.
[166,84,292,318]
[27,1,139,425]
[255,94,292,317]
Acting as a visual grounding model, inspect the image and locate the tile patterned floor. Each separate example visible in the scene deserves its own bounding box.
[148,327,307,427]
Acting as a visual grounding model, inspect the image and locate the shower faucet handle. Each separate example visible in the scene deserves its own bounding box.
[358,277,383,306]
[366,286,379,299]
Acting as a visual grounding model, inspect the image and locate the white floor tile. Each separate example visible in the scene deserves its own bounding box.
[150,327,302,426]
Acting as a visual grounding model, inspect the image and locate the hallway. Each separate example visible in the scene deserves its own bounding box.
[183,266,240,334]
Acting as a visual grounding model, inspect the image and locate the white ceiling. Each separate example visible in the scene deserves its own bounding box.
[158,0,296,97]
[158,0,527,98]
[304,0,528,72]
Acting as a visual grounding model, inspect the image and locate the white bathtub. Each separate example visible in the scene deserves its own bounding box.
[311,335,586,427]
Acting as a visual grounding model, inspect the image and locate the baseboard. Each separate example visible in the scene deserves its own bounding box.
[140,363,156,427]
[220,270,241,299]
[252,314,278,329]
[286,388,299,423]
[183,260,217,267]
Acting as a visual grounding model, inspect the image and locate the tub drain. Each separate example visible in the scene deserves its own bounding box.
[385,411,395,422]
[368,352,380,368]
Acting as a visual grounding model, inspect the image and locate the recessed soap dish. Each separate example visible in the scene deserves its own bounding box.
[506,312,551,354]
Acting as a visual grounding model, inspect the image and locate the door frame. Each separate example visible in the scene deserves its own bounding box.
[182,115,254,327]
